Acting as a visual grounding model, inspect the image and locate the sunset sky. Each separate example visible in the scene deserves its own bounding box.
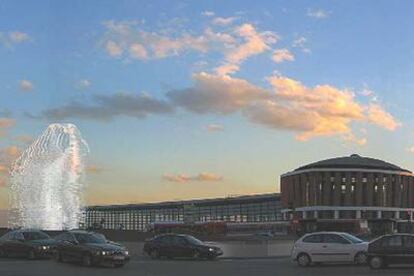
[1,0,414,210]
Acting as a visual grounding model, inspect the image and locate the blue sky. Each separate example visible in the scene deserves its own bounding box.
[1,0,414,208]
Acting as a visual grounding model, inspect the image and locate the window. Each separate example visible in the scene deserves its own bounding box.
[404,236,414,248]
[302,234,323,243]
[323,234,350,244]
[387,235,402,247]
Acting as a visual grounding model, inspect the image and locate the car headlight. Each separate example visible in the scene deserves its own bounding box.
[208,248,214,252]
[39,246,49,250]
[124,251,129,256]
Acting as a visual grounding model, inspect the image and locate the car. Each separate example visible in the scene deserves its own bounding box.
[53,230,129,267]
[367,233,414,269]
[0,229,57,259]
[143,233,223,260]
[291,231,368,267]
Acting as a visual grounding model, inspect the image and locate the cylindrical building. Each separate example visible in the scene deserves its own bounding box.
[280,154,414,233]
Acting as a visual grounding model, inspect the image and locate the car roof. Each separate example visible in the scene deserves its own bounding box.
[303,231,349,236]
[155,233,189,238]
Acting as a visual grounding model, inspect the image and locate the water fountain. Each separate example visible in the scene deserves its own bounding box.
[9,123,89,230]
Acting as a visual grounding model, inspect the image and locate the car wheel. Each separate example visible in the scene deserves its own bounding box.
[207,255,217,261]
[54,251,63,262]
[193,250,201,260]
[0,248,6,258]
[297,253,311,267]
[369,256,384,269]
[82,253,92,267]
[150,249,160,259]
[27,249,36,260]
[354,252,367,265]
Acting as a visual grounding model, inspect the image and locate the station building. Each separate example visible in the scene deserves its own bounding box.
[83,193,283,232]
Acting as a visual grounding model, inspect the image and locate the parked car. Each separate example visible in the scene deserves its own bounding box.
[0,229,57,259]
[53,230,129,267]
[291,231,368,267]
[367,233,414,269]
[143,234,223,260]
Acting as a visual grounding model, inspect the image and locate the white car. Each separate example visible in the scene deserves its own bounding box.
[291,231,368,267]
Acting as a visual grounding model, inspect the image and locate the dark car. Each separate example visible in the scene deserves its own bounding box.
[367,233,414,269]
[0,229,57,259]
[143,234,223,260]
[53,230,129,267]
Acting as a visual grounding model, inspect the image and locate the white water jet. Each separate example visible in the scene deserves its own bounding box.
[9,123,89,230]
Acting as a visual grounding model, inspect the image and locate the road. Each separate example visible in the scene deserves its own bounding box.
[2,257,414,276]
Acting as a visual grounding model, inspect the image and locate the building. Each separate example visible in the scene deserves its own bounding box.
[281,154,414,234]
[83,193,282,232]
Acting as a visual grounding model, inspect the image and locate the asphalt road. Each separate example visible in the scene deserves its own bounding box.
[2,257,414,276]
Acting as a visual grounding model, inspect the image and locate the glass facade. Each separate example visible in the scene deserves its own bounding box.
[82,194,282,231]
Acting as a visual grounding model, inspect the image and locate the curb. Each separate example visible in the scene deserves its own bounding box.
[219,255,290,260]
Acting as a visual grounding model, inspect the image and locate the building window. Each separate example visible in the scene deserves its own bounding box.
[362,177,367,183]
[351,177,356,183]
[342,177,346,183]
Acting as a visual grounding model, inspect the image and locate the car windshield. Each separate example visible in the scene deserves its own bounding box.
[341,233,364,244]
[23,232,50,241]
[74,233,107,244]
[185,236,205,246]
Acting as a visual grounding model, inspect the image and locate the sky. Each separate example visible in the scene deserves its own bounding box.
[1,0,414,210]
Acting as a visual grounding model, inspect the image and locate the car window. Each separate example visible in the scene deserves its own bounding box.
[13,232,24,241]
[404,236,414,248]
[302,234,323,243]
[386,236,403,247]
[171,236,187,246]
[23,231,50,241]
[323,234,350,244]
[156,236,172,245]
[74,233,106,244]
[0,232,13,241]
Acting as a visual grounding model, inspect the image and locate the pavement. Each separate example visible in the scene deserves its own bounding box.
[3,256,414,276]
[122,239,294,258]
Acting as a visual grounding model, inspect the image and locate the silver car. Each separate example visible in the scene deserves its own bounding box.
[291,231,368,267]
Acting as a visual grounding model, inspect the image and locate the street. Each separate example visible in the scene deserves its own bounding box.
[2,257,414,276]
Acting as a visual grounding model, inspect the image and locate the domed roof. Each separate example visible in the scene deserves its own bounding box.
[295,154,411,173]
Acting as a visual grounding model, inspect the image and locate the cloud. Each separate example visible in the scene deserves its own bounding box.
[129,43,148,59]
[163,172,223,183]
[0,118,15,137]
[169,72,399,141]
[206,124,224,132]
[367,103,401,130]
[212,16,239,26]
[215,23,278,75]
[0,31,30,47]
[102,21,212,60]
[167,72,267,114]
[9,31,30,43]
[36,93,174,121]
[15,135,33,145]
[105,40,123,57]
[292,36,310,53]
[201,11,215,17]
[19,80,33,91]
[272,48,295,63]
[307,9,330,19]
[102,21,277,75]
[0,145,22,188]
[76,79,91,89]
[86,165,105,174]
